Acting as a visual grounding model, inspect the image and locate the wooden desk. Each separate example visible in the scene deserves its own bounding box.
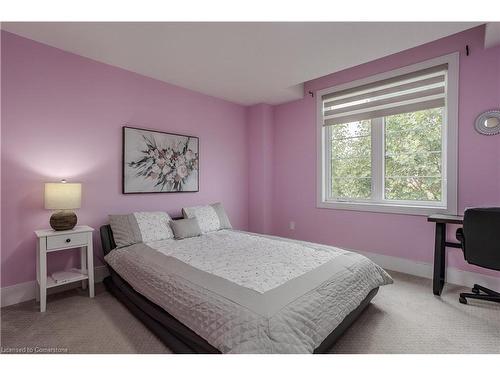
[427,214,463,296]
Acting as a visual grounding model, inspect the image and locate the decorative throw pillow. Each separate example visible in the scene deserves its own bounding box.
[210,202,232,229]
[133,211,174,242]
[170,218,202,240]
[182,205,221,233]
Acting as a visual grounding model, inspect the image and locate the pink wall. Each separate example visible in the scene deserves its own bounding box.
[1,31,249,287]
[246,104,274,234]
[2,25,500,289]
[270,25,500,276]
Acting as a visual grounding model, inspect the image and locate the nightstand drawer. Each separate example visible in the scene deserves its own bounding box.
[46,232,88,250]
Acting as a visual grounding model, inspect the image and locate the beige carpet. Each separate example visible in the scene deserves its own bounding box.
[1,271,499,354]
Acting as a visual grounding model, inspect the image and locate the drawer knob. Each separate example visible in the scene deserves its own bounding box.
[65,238,71,243]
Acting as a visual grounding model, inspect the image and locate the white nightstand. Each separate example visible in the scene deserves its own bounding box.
[34,225,95,312]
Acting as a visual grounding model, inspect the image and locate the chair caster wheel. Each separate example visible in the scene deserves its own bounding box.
[472,287,480,294]
[459,296,467,304]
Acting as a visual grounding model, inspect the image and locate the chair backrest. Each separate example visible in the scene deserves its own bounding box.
[462,207,500,271]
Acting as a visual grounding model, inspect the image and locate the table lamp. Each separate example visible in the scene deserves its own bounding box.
[44,180,82,231]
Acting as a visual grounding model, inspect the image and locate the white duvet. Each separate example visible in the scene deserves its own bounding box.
[105,230,393,353]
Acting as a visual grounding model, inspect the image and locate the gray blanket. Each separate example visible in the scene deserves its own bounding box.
[105,230,392,353]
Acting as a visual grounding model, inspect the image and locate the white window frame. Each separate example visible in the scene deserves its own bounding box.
[316,53,459,216]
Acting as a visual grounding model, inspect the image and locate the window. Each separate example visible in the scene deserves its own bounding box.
[317,54,458,215]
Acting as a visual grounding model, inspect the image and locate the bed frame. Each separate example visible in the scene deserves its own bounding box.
[100,223,378,354]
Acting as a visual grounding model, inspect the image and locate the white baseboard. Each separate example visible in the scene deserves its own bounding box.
[1,266,109,308]
[2,253,500,308]
[355,249,500,291]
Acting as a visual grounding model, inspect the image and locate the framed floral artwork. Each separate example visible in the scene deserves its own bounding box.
[122,126,199,193]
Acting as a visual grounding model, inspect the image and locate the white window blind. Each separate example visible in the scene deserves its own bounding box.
[317,53,459,216]
[322,64,447,126]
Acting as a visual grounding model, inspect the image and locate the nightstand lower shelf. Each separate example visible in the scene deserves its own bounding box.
[46,268,89,288]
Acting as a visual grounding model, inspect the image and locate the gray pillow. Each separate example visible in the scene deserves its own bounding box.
[210,202,232,229]
[170,218,202,240]
[108,214,142,248]
[109,211,174,248]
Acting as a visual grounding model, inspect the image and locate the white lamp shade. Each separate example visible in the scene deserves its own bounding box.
[44,182,82,210]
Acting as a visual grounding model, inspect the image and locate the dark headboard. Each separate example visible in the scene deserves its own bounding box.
[100,216,183,256]
[100,225,117,256]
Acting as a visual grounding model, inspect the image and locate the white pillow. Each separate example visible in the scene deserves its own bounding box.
[182,203,232,233]
[182,205,221,233]
[210,202,232,229]
[133,211,174,242]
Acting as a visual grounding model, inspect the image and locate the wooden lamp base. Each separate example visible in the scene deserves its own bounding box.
[50,210,77,231]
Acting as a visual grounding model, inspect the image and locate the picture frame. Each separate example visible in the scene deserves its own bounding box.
[122,126,199,194]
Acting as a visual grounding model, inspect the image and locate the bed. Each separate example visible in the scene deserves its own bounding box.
[100,220,392,354]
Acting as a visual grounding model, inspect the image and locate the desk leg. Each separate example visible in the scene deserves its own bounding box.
[433,222,446,296]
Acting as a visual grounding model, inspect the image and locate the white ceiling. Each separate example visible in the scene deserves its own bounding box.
[2,22,481,105]
[485,22,500,48]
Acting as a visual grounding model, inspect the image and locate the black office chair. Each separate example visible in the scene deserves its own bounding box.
[456,207,500,305]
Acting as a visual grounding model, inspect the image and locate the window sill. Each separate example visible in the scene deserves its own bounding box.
[317,200,455,216]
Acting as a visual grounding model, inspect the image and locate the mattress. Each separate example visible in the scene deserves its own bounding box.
[104,230,393,353]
